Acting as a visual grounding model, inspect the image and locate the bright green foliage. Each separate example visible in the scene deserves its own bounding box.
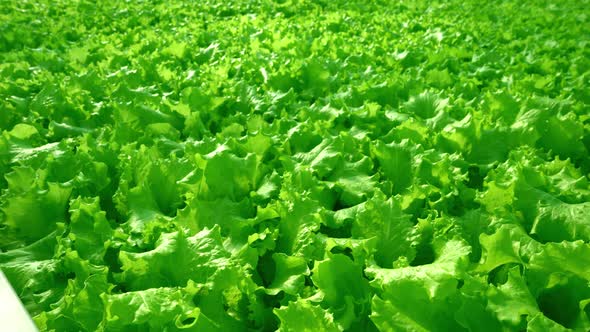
[1,0,589,331]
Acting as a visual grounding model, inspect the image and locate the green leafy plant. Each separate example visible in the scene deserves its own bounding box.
[1,0,589,331]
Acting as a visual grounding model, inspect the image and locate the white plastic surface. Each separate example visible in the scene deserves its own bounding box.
[0,271,38,332]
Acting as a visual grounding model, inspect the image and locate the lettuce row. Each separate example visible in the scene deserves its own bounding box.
[1,0,589,331]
